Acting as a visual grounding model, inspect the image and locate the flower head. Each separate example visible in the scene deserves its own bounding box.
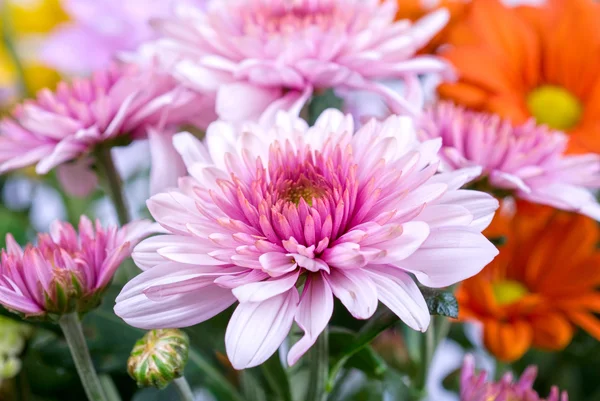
[457,201,600,362]
[128,329,189,389]
[420,102,600,220]
[460,355,568,401]
[115,109,499,369]
[0,216,155,319]
[438,0,600,153]
[145,0,451,122]
[0,62,212,196]
[41,0,205,74]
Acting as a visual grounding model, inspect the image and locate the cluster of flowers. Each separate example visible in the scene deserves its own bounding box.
[1,0,600,399]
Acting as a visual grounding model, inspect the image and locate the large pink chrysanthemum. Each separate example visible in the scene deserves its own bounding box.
[115,109,499,369]
[460,355,568,401]
[420,102,600,220]
[143,0,452,122]
[0,217,155,318]
[0,62,214,196]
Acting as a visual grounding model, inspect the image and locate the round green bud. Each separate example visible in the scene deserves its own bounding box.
[127,329,189,389]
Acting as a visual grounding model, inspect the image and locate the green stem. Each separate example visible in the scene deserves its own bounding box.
[413,324,435,398]
[95,146,131,226]
[99,375,122,401]
[0,3,31,99]
[58,313,108,401]
[173,377,194,401]
[188,350,245,401]
[305,328,329,401]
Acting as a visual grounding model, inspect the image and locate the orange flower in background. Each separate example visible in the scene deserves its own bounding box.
[456,201,600,362]
[394,0,469,53]
[438,0,600,153]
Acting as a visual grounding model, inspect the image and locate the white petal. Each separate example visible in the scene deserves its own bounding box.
[365,265,430,332]
[287,274,333,366]
[326,268,378,319]
[232,272,299,303]
[225,289,299,369]
[401,227,499,288]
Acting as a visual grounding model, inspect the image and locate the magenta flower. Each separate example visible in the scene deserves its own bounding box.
[460,355,568,401]
[420,102,600,220]
[0,62,213,196]
[115,109,499,369]
[42,0,206,74]
[143,0,452,122]
[0,217,155,319]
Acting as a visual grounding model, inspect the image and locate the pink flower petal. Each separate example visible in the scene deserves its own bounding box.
[326,268,378,320]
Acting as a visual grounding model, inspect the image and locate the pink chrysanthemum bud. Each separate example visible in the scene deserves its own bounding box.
[0,217,155,320]
[460,355,568,401]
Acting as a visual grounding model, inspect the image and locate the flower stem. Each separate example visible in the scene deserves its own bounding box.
[95,146,131,226]
[173,377,194,401]
[412,324,435,400]
[305,327,329,401]
[58,313,108,401]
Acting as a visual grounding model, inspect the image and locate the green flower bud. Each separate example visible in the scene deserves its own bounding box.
[128,329,189,389]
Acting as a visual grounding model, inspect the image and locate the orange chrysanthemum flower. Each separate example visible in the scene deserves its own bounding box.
[438,0,600,153]
[394,0,469,53]
[456,201,600,362]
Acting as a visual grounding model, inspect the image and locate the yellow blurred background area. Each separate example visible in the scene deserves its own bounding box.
[0,0,67,104]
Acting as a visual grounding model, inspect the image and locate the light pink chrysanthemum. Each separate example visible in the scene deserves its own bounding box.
[420,102,600,220]
[0,217,155,318]
[144,0,452,122]
[115,109,499,369]
[42,0,206,74]
[0,62,214,196]
[460,355,568,401]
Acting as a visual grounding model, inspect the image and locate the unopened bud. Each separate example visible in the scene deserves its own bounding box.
[128,329,189,389]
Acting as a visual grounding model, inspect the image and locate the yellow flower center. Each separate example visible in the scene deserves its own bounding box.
[527,85,583,131]
[492,280,529,306]
[285,184,324,206]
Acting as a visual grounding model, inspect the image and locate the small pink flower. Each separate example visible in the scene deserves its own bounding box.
[115,109,499,369]
[420,102,600,220]
[143,0,452,122]
[0,62,214,196]
[0,217,156,319]
[460,355,568,401]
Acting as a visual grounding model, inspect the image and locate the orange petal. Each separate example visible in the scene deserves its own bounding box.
[530,313,574,351]
[483,319,533,362]
[568,311,600,341]
[437,82,488,108]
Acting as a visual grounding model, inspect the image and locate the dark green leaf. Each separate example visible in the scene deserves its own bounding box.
[421,289,458,319]
[260,353,292,401]
[307,89,344,125]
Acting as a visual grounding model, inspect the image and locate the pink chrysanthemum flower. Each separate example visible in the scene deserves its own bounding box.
[420,102,600,220]
[0,62,214,196]
[144,0,452,122]
[115,109,499,369]
[460,355,568,401]
[42,0,206,74]
[0,217,155,319]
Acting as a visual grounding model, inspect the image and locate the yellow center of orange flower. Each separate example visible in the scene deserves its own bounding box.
[492,280,529,306]
[527,85,583,131]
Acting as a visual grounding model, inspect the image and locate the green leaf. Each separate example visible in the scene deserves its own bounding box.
[188,349,245,401]
[239,369,267,401]
[327,309,398,391]
[421,288,459,319]
[260,353,292,401]
[307,89,344,125]
[329,328,387,380]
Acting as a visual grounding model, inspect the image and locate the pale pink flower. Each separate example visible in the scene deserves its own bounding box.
[143,0,452,122]
[420,102,600,220]
[0,62,214,196]
[115,109,499,369]
[0,216,155,319]
[42,0,206,74]
[460,355,568,401]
